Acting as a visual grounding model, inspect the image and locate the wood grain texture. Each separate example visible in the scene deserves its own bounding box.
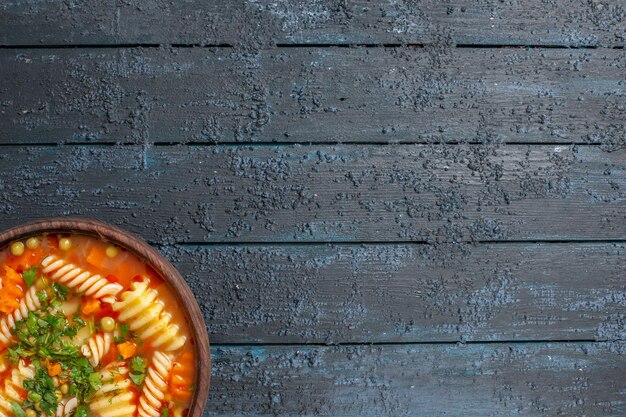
[205,343,626,416]
[0,218,211,413]
[164,242,626,344]
[1,47,624,145]
[0,144,624,243]
[1,0,624,47]
[2,1,624,414]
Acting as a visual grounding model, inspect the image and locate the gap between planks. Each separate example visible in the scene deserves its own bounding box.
[211,339,603,348]
[0,141,606,147]
[173,239,626,247]
[0,43,621,49]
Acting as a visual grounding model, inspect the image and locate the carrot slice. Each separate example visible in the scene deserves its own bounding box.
[86,246,107,268]
[0,266,24,313]
[117,342,137,359]
[81,298,101,315]
[47,362,61,377]
[3,266,23,285]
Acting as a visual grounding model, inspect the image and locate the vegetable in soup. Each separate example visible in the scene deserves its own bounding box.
[0,234,195,417]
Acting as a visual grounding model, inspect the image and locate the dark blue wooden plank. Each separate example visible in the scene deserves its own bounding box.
[1,47,624,145]
[164,242,626,344]
[205,343,626,416]
[0,144,624,243]
[1,1,623,47]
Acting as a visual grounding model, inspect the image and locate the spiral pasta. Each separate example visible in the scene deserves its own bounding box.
[41,255,123,304]
[56,397,78,417]
[80,332,113,367]
[0,360,35,417]
[0,399,9,417]
[90,362,137,417]
[0,286,43,347]
[112,280,186,351]
[137,352,173,417]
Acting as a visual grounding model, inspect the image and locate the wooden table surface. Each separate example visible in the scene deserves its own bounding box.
[1,1,625,416]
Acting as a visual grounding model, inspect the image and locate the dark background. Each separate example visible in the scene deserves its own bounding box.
[1,1,625,416]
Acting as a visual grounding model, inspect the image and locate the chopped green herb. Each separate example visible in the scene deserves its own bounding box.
[120,323,130,338]
[114,323,132,344]
[21,267,38,287]
[160,407,169,417]
[26,313,38,334]
[129,372,144,386]
[22,362,57,415]
[36,290,48,303]
[75,405,88,417]
[51,283,69,301]
[88,372,102,391]
[7,348,19,363]
[130,356,146,373]
[129,356,147,387]
[10,291,102,405]
[87,316,95,334]
[11,402,27,417]
[68,357,99,402]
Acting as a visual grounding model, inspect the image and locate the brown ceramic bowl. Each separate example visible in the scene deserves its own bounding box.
[0,217,210,417]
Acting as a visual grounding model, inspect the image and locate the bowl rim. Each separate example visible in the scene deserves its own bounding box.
[0,217,210,417]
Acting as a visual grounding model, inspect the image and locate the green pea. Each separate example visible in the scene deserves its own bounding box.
[27,392,41,403]
[10,242,24,256]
